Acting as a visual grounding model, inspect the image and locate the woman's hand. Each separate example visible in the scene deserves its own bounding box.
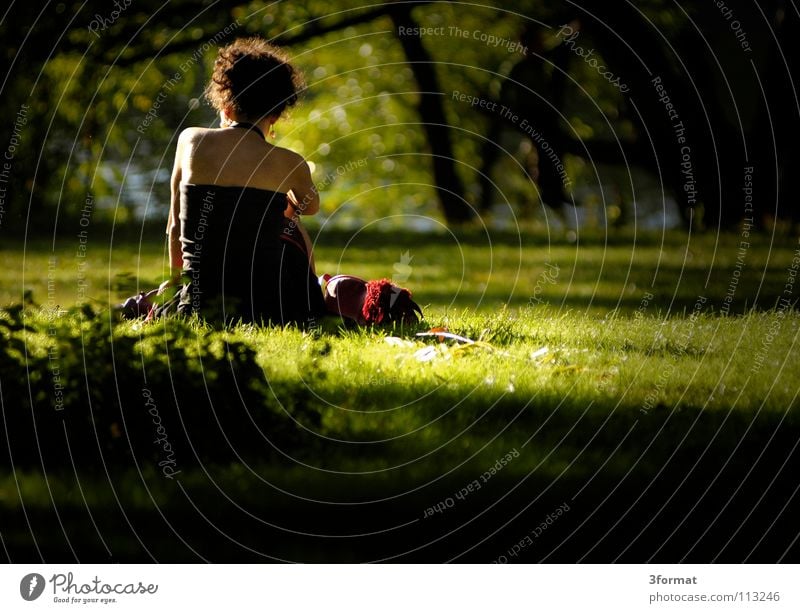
[284,190,299,219]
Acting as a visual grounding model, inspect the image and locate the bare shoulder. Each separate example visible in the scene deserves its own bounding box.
[177,126,210,145]
[271,145,309,171]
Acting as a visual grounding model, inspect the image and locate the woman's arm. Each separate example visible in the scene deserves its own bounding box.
[283,156,319,274]
[287,154,319,216]
[284,190,317,275]
[164,133,186,287]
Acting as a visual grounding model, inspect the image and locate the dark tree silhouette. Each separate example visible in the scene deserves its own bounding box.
[2,1,798,232]
[0,0,478,230]
[388,2,472,224]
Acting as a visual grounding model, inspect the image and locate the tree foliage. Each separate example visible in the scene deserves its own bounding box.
[1,1,797,234]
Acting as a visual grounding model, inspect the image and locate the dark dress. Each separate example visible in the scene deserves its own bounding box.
[176,182,326,325]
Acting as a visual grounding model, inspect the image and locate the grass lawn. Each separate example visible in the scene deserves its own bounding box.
[1,226,799,562]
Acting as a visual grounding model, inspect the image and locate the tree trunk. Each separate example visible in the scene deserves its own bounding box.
[388,4,473,225]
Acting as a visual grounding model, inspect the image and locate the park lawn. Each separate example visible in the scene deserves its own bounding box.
[1,228,799,561]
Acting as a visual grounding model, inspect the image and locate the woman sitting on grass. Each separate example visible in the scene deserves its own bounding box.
[162,36,325,325]
[149,36,420,326]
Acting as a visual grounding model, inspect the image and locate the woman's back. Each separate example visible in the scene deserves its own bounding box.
[177,126,309,195]
[164,37,324,325]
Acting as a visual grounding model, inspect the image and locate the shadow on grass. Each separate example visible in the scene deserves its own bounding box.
[3,362,798,562]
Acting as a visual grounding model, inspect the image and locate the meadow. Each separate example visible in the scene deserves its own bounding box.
[1,226,798,562]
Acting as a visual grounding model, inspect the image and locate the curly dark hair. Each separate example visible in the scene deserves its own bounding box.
[204,36,304,121]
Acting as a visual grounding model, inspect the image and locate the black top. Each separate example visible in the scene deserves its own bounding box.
[176,129,325,325]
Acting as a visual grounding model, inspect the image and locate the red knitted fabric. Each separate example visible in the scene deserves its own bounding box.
[362,278,394,324]
[361,278,421,324]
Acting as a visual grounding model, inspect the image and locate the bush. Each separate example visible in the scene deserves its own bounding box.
[0,305,323,471]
